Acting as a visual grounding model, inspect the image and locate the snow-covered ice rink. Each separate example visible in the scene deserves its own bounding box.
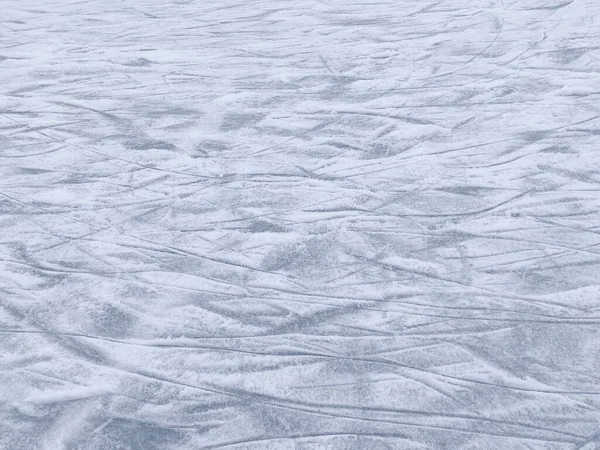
[1,0,600,448]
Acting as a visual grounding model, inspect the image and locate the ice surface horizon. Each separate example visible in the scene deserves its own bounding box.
[1,1,600,448]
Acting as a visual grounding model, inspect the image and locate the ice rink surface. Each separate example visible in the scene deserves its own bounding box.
[1,1,600,448]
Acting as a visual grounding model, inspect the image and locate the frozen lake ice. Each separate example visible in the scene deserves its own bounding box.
[1,0,600,448]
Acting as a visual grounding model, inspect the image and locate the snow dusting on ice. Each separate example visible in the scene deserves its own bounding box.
[1,0,600,448]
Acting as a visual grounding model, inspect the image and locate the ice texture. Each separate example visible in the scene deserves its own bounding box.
[1,0,600,448]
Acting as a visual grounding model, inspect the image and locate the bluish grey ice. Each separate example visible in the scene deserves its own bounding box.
[1,0,600,448]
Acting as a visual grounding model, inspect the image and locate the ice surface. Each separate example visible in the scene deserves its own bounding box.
[1,0,600,448]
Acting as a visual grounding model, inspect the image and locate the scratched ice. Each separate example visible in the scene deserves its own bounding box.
[1,1,600,449]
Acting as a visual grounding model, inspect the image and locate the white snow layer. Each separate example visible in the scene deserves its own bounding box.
[1,0,600,448]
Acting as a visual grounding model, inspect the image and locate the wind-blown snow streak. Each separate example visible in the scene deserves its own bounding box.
[1,0,600,448]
